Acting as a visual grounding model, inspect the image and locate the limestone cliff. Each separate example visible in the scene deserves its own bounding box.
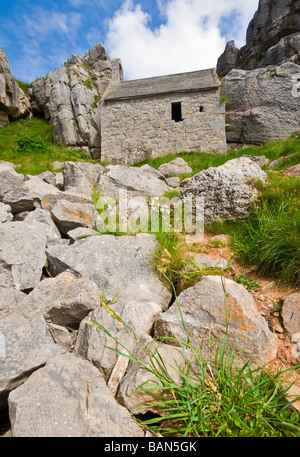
[0,49,32,127]
[31,43,123,159]
[217,0,300,76]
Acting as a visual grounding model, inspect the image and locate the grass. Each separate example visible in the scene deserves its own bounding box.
[86,273,300,437]
[0,118,97,175]
[207,172,300,285]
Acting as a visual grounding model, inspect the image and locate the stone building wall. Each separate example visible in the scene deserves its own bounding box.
[100,88,227,164]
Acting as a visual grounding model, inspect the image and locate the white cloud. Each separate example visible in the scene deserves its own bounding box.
[105,0,258,80]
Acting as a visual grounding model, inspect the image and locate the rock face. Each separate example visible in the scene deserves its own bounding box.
[0,49,31,126]
[222,62,300,144]
[180,157,267,223]
[217,0,300,76]
[31,43,123,158]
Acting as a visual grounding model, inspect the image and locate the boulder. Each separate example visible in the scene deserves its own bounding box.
[157,158,193,177]
[0,202,13,223]
[8,352,144,437]
[285,164,300,177]
[281,292,300,340]
[22,271,101,327]
[117,343,187,413]
[0,165,33,214]
[36,171,64,190]
[0,310,64,414]
[222,63,300,145]
[180,157,267,223]
[62,161,104,190]
[0,49,31,126]
[154,275,278,364]
[50,199,99,235]
[75,299,161,385]
[24,208,61,242]
[97,165,170,199]
[192,254,230,270]
[0,222,47,291]
[67,227,100,242]
[46,234,172,309]
[0,287,26,317]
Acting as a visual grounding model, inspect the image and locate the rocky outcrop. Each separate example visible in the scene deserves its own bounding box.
[0,49,31,126]
[179,157,267,223]
[222,62,300,144]
[31,43,123,159]
[217,0,300,76]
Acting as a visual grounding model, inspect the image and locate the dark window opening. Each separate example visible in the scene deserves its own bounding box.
[171,102,183,122]
[199,105,204,112]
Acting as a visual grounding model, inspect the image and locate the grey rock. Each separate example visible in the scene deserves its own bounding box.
[0,202,13,223]
[0,222,47,291]
[192,254,230,270]
[24,175,61,206]
[75,299,161,383]
[222,62,300,145]
[47,323,74,351]
[0,165,33,214]
[281,292,300,339]
[67,227,99,242]
[0,48,31,126]
[166,177,181,188]
[97,165,170,199]
[0,287,26,317]
[117,342,187,413]
[154,275,278,365]
[242,155,270,167]
[0,310,64,413]
[157,158,193,177]
[180,157,267,223]
[268,153,298,169]
[63,161,104,190]
[217,40,241,78]
[24,208,61,241]
[22,271,101,327]
[8,352,144,437]
[46,234,172,309]
[50,199,99,236]
[36,171,64,190]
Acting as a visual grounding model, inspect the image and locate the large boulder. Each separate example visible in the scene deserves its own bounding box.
[0,222,47,291]
[0,49,31,126]
[157,158,193,177]
[62,161,104,190]
[22,271,101,327]
[46,234,172,309]
[0,310,64,414]
[31,43,123,158]
[0,164,34,214]
[222,62,300,144]
[97,164,170,199]
[154,275,278,365]
[179,157,267,223]
[8,352,144,437]
[75,299,161,388]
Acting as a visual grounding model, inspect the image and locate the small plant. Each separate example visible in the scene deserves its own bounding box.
[91,95,101,109]
[220,94,229,103]
[233,274,260,292]
[15,134,47,152]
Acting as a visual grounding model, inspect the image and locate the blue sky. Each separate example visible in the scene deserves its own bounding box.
[0,0,259,82]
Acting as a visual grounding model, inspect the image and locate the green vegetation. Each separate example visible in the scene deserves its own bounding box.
[86,274,300,437]
[14,78,32,95]
[0,118,97,175]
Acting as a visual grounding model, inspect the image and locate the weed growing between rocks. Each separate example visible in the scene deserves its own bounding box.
[86,273,300,437]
